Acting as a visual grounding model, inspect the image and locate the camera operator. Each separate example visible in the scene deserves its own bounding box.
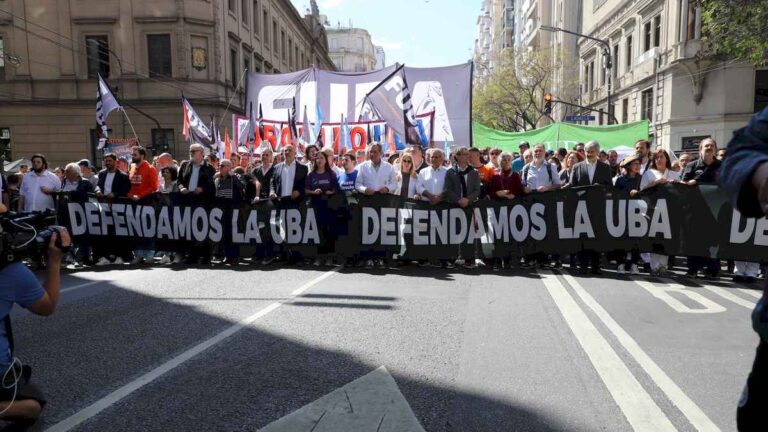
[0,211,70,430]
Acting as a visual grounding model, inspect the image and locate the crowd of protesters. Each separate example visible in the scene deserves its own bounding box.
[0,135,763,282]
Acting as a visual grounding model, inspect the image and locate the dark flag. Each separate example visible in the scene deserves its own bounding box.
[96,74,121,150]
[364,64,422,146]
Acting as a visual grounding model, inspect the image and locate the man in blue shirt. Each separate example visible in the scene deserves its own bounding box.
[719,105,768,431]
[0,221,69,428]
[510,141,530,174]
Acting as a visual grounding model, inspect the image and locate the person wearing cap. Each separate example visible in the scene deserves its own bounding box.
[612,153,644,275]
[78,159,99,188]
[511,141,530,174]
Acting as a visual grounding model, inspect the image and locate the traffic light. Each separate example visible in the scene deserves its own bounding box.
[544,93,553,114]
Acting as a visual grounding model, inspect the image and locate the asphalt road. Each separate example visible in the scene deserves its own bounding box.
[6,261,762,431]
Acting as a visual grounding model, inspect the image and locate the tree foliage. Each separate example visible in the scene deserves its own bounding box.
[701,0,768,65]
[472,50,561,132]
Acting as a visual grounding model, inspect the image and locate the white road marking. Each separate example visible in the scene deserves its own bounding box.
[541,272,676,431]
[738,288,763,300]
[60,280,102,294]
[634,280,726,314]
[561,272,720,432]
[701,285,756,310]
[45,268,340,432]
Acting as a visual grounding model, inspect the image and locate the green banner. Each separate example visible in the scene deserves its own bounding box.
[472,120,650,152]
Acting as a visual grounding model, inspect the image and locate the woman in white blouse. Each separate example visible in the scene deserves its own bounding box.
[640,149,680,275]
[640,148,680,190]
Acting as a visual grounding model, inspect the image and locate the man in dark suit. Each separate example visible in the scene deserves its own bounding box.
[268,144,309,265]
[94,153,133,266]
[567,140,613,274]
[568,141,614,187]
[177,144,216,264]
[269,144,308,202]
[96,153,131,199]
[178,144,216,203]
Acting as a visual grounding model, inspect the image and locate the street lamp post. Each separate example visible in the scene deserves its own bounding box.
[540,25,613,124]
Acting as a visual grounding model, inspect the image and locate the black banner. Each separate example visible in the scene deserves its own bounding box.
[56,184,768,261]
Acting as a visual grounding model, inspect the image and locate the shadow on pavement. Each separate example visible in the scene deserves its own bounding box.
[8,273,572,432]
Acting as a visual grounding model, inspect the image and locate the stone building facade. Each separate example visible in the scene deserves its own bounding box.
[0,0,334,167]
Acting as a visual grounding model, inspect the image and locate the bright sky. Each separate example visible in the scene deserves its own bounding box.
[289,0,478,68]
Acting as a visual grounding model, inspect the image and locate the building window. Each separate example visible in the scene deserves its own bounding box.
[685,3,701,41]
[228,0,236,14]
[625,35,633,69]
[230,47,238,86]
[147,34,172,78]
[86,35,110,78]
[294,46,299,70]
[622,98,629,123]
[644,21,652,51]
[253,1,259,35]
[244,56,250,76]
[641,88,653,121]
[151,128,175,153]
[588,61,595,94]
[0,37,5,80]
[356,38,363,50]
[653,15,661,48]
[333,58,342,70]
[330,38,338,50]
[612,44,619,78]
[263,11,269,45]
[288,39,293,67]
[600,55,606,86]
[273,21,279,52]
[241,0,248,25]
[281,30,286,60]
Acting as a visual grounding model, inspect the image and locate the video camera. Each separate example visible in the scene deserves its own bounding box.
[0,209,68,268]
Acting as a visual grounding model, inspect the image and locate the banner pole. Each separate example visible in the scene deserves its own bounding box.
[121,109,140,145]
[219,68,248,131]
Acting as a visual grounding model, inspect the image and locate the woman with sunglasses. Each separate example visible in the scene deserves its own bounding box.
[395,151,418,199]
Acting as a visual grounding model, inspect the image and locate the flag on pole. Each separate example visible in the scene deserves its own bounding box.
[239,102,255,149]
[289,97,299,140]
[340,115,352,153]
[96,74,121,150]
[364,64,423,146]
[313,103,324,141]
[301,105,313,146]
[211,115,224,160]
[223,127,231,159]
[275,123,283,152]
[182,96,213,148]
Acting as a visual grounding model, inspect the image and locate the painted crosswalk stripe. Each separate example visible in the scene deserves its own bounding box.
[634,279,726,314]
[541,271,676,431]
[562,272,720,432]
[738,288,763,300]
[701,285,756,310]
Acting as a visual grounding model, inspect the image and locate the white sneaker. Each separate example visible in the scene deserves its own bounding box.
[114,257,125,265]
[313,258,322,266]
[366,260,374,269]
[474,259,486,267]
[455,259,466,266]
[95,257,111,267]
[617,264,626,275]
[159,255,171,265]
[630,264,640,275]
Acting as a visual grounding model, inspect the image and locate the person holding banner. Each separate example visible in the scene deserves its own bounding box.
[354,143,397,197]
[567,141,613,275]
[127,146,160,265]
[719,105,768,432]
[305,151,338,267]
[337,153,358,194]
[640,149,681,275]
[446,147,482,267]
[252,147,275,202]
[177,144,216,264]
[395,151,418,199]
[682,138,722,278]
[269,144,309,265]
